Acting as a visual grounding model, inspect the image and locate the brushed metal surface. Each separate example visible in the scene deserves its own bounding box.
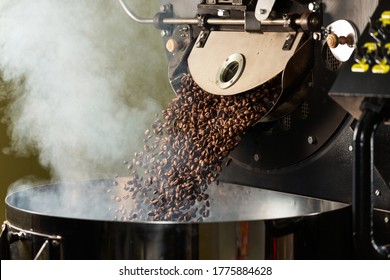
[188,32,302,96]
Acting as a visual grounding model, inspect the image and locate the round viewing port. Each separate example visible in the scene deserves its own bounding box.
[216,53,245,89]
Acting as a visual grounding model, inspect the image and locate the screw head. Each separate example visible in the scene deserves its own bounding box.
[307,136,317,145]
[308,2,320,12]
[160,30,168,37]
[375,190,382,197]
[259,9,267,15]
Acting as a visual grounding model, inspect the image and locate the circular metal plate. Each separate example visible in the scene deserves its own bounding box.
[216,53,245,89]
[327,20,358,62]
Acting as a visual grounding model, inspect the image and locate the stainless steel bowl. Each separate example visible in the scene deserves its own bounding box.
[1,179,352,259]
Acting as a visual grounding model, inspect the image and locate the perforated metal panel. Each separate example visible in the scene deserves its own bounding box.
[281,114,292,130]
[301,100,310,119]
[325,46,342,71]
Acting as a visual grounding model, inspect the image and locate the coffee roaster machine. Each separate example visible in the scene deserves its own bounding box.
[1,0,390,259]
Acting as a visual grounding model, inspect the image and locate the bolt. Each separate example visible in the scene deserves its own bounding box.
[385,217,389,224]
[259,9,267,15]
[217,9,230,17]
[308,2,320,12]
[52,240,60,247]
[307,136,317,145]
[160,4,171,13]
[254,154,261,162]
[348,145,353,152]
[375,190,381,197]
[160,30,169,37]
[312,32,321,41]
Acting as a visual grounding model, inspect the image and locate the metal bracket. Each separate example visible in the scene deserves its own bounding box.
[255,0,276,21]
[282,32,297,50]
[245,11,262,32]
[195,30,210,48]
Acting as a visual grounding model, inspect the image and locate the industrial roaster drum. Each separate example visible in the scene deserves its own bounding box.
[1,179,351,260]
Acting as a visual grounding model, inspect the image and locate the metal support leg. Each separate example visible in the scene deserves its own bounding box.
[353,99,390,259]
[0,222,11,259]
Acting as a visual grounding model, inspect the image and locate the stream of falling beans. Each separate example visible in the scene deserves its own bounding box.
[110,73,281,222]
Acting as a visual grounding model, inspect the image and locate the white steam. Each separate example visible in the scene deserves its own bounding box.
[0,0,171,182]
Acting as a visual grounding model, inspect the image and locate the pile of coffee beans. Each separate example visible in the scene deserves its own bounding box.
[111,73,281,222]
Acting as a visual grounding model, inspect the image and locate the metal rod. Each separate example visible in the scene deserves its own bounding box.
[162,18,245,26]
[118,0,154,24]
[117,0,299,28]
[121,16,293,27]
[353,100,390,259]
[161,18,199,25]
[34,240,49,260]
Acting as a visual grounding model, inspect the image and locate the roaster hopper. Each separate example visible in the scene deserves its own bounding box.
[2,0,390,259]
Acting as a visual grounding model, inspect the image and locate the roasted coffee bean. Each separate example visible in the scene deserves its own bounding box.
[115,73,281,222]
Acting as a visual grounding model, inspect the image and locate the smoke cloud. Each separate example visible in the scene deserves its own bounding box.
[0,0,171,182]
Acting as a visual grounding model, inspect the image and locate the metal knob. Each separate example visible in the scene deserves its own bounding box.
[165,39,182,53]
[327,33,354,49]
